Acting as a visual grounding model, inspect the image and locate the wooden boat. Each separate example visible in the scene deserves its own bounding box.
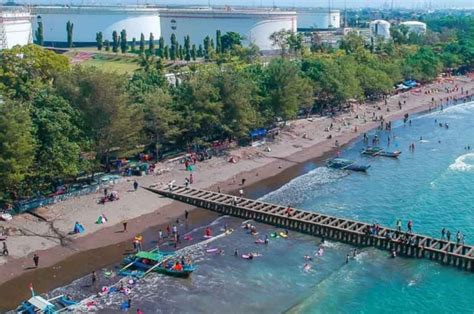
[362,147,401,158]
[16,294,77,313]
[326,158,370,172]
[121,250,196,278]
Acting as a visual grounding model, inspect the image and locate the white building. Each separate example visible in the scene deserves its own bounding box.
[400,21,427,35]
[159,8,297,51]
[296,9,340,30]
[369,20,391,40]
[0,8,33,50]
[33,6,161,47]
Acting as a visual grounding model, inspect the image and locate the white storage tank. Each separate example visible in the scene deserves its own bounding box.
[0,8,33,50]
[297,9,340,30]
[370,20,391,40]
[400,21,427,35]
[33,6,161,47]
[159,8,297,52]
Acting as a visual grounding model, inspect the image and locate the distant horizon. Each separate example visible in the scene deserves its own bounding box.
[7,0,474,10]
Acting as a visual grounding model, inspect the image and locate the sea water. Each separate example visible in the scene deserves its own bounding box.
[51,102,474,313]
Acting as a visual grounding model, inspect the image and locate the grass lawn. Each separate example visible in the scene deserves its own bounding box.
[81,55,139,74]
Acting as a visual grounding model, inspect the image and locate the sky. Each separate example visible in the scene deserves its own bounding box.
[12,0,474,9]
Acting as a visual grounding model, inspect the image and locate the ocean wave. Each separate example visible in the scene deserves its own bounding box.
[418,101,474,120]
[448,153,474,172]
[260,167,348,205]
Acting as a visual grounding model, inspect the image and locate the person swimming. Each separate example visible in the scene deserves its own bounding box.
[304,255,313,261]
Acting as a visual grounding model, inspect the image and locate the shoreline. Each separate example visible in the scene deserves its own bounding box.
[1,75,473,309]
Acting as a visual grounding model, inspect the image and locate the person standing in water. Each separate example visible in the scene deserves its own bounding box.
[91,271,97,287]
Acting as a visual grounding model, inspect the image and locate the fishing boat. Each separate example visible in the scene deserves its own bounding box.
[362,147,401,158]
[121,250,196,278]
[326,158,370,172]
[16,293,77,313]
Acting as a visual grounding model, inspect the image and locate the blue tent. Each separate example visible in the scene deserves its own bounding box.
[249,128,267,138]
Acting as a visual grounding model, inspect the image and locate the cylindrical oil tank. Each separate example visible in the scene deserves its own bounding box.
[400,21,427,34]
[0,9,32,50]
[32,6,161,47]
[297,9,340,30]
[370,20,391,40]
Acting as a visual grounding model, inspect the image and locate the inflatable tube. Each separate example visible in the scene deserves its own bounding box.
[255,239,265,244]
[203,235,213,239]
[206,248,219,253]
[241,254,251,259]
[183,235,192,241]
[270,233,277,238]
[279,232,288,238]
[124,287,131,295]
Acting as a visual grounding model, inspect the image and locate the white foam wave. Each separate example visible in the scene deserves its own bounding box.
[448,153,474,172]
[418,101,474,120]
[260,167,348,205]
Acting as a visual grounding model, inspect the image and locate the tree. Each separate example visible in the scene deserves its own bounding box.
[269,29,291,56]
[164,45,169,59]
[203,36,211,60]
[96,32,103,51]
[131,37,136,53]
[139,33,145,54]
[221,32,243,52]
[35,21,44,46]
[263,58,312,120]
[191,44,197,60]
[0,99,35,199]
[66,20,74,48]
[120,29,128,53]
[104,40,110,52]
[178,44,184,60]
[197,44,204,57]
[216,30,222,53]
[170,33,177,61]
[0,45,69,100]
[140,90,181,159]
[173,73,223,144]
[339,31,365,54]
[30,92,82,183]
[149,33,155,54]
[55,67,138,167]
[215,69,259,138]
[158,36,165,57]
[112,30,119,53]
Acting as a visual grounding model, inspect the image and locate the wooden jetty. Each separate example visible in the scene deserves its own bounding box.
[145,186,474,271]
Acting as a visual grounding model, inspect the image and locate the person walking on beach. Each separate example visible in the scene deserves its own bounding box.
[239,189,244,198]
[189,173,194,184]
[33,253,39,268]
[185,210,189,220]
[2,242,8,256]
[441,228,446,240]
[133,180,139,191]
[123,221,128,233]
[241,178,246,186]
[91,271,97,287]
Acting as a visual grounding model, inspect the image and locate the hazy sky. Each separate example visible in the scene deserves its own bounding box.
[13,0,474,9]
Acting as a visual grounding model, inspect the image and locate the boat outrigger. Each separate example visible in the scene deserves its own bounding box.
[361,146,401,158]
[326,158,370,172]
[120,250,197,279]
[16,290,78,313]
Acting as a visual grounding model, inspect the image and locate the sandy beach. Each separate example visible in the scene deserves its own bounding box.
[0,74,473,308]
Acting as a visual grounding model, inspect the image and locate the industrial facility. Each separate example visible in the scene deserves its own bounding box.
[369,20,391,40]
[159,8,296,51]
[400,21,427,34]
[296,8,340,30]
[0,7,32,50]
[31,6,297,51]
[33,6,161,47]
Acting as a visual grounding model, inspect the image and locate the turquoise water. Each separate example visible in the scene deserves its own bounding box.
[51,102,474,313]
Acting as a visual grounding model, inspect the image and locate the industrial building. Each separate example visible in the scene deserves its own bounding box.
[400,21,427,34]
[296,8,340,30]
[0,7,32,50]
[33,6,161,47]
[159,8,297,51]
[369,20,391,40]
[30,6,296,51]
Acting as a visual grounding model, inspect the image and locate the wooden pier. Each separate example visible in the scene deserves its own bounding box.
[146,186,474,271]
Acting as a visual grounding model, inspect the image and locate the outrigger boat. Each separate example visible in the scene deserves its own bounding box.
[16,291,78,313]
[120,250,197,279]
[326,158,370,172]
[361,146,401,158]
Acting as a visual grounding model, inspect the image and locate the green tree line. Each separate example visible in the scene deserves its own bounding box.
[2,16,474,204]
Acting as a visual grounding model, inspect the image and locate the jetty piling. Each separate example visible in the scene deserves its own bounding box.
[145,186,474,271]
